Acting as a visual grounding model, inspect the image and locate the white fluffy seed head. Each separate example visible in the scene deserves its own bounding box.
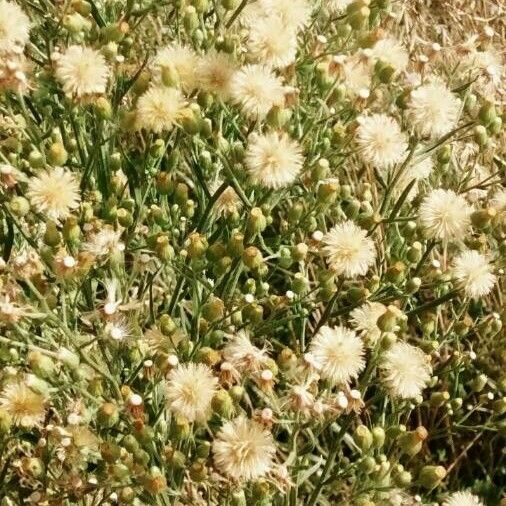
[452,250,496,298]
[407,82,461,138]
[230,64,285,119]
[418,189,472,241]
[322,221,377,278]
[0,0,31,54]
[212,416,276,481]
[356,114,408,170]
[381,342,432,399]
[443,492,484,506]
[55,46,109,99]
[245,131,304,189]
[165,363,218,423]
[135,86,186,133]
[309,325,365,385]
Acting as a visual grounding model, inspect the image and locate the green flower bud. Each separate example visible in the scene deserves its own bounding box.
[9,196,30,217]
[184,6,199,33]
[470,373,488,392]
[0,409,12,435]
[292,273,309,294]
[359,455,376,474]
[187,232,208,259]
[47,142,68,166]
[94,97,112,120]
[167,448,186,468]
[101,441,121,463]
[492,397,506,415]
[230,490,247,506]
[242,303,264,323]
[122,434,140,453]
[489,116,502,135]
[399,426,428,457]
[437,145,452,164]
[266,105,291,129]
[371,426,385,448]
[28,351,56,379]
[377,306,399,332]
[28,150,44,168]
[243,246,263,269]
[97,402,119,428]
[405,277,421,294]
[418,465,446,489]
[385,261,406,284]
[478,101,496,126]
[247,207,267,236]
[430,391,450,408]
[201,297,224,322]
[406,242,423,263]
[354,424,373,451]
[473,125,489,147]
[229,385,244,402]
[211,388,235,418]
[143,468,167,494]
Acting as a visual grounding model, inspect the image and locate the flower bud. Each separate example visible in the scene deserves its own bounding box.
[406,241,423,263]
[377,306,399,332]
[430,391,450,408]
[243,246,263,269]
[94,97,112,120]
[0,409,12,435]
[142,468,167,494]
[47,142,68,166]
[399,426,427,457]
[478,101,496,126]
[473,125,488,147]
[201,297,224,322]
[492,397,506,415]
[405,277,421,294]
[9,196,30,217]
[471,208,496,229]
[470,373,488,392]
[28,351,56,379]
[418,465,446,489]
[97,402,119,428]
[354,424,373,451]
[371,426,385,448]
[246,207,267,236]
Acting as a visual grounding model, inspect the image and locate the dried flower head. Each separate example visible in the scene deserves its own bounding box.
[0,0,31,54]
[230,64,285,119]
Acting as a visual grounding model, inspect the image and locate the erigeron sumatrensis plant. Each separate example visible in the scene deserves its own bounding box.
[0,0,504,504]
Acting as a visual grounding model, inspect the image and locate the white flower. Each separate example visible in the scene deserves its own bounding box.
[350,302,387,345]
[84,226,124,258]
[0,382,46,428]
[136,86,186,133]
[418,189,472,241]
[309,326,365,385]
[381,342,432,399]
[27,167,80,221]
[259,0,312,29]
[230,64,285,119]
[356,114,408,170]
[452,250,496,298]
[223,331,268,375]
[152,43,198,92]
[245,132,304,189]
[407,82,461,138]
[196,52,236,99]
[341,53,372,96]
[165,363,218,423]
[443,492,484,506]
[371,37,409,71]
[55,46,109,98]
[322,221,376,278]
[248,16,298,69]
[0,0,31,54]
[212,416,275,480]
